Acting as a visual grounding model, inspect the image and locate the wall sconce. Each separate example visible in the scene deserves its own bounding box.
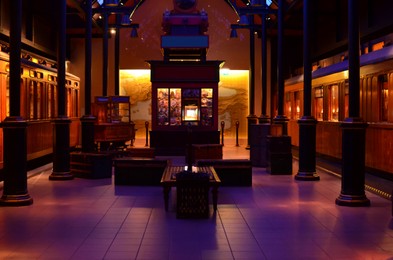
[121,14,131,25]
[105,0,118,6]
[130,27,138,38]
[230,28,238,38]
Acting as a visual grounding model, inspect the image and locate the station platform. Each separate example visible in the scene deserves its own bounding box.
[0,139,392,259]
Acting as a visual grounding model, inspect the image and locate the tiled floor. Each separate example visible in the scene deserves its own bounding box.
[0,140,393,259]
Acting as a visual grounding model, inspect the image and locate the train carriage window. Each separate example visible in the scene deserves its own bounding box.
[343,82,349,119]
[67,88,72,117]
[5,76,10,120]
[294,91,301,119]
[36,82,43,119]
[328,85,339,121]
[314,87,324,121]
[379,74,388,122]
[74,89,79,117]
[28,80,43,120]
[47,84,57,118]
[28,80,35,119]
[285,92,292,119]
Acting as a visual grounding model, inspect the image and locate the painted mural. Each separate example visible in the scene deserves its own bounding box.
[120,69,248,142]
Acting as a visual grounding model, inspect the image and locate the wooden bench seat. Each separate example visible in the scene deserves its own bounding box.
[113,157,169,186]
[196,159,252,186]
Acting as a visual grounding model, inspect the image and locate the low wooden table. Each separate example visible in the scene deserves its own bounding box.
[160,166,221,212]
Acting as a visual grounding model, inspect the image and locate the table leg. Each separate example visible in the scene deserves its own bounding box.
[212,186,218,211]
[163,186,171,211]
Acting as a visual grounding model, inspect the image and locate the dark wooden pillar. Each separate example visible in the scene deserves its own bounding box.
[50,0,73,180]
[81,0,96,153]
[335,0,370,206]
[102,2,109,97]
[259,1,270,123]
[247,17,258,149]
[115,14,120,96]
[272,0,288,134]
[0,0,33,206]
[295,0,319,181]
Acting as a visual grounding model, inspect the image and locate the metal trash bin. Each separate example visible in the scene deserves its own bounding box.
[176,171,210,218]
[267,135,292,175]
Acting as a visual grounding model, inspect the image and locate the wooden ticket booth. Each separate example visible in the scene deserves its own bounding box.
[148,0,223,156]
[149,61,222,155]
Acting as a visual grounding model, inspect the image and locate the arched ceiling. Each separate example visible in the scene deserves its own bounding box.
[65,0,303,38]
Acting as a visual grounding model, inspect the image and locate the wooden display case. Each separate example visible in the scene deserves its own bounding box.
[92,96,135,150]
[149,61,223,155]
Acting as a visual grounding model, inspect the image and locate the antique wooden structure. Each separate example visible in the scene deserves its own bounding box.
[148,0,223,155]
[285,41,393,177]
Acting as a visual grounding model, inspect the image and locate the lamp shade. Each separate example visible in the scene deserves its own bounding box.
[121,14,131,25]
[230,28,238,38]
[130,27,138,38]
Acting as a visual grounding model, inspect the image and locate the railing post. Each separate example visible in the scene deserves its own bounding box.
[235,120,240,146]
[220,121,225,146]
[145,121,149,147]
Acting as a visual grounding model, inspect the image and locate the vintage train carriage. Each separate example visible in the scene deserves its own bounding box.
[0,51,80,170]
[285,43,393,175]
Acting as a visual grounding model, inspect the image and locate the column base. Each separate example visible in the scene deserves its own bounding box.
[258,115,270,124]
[295,171,320,181]
[335,193,370,207]
[246,114,258,150]
[0,194,33,206]
[49,171,74,181]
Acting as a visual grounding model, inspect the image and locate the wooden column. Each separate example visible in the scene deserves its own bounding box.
[246,17,258,149]
[335,0,370,206]
[295,0,319,181]
[102,2,109,96]
[0,0,33,206]
[259,1,270,123]
[81,0,96,153]
[115,14,120,96]
[50,0,73,180]
[272,0,288,134]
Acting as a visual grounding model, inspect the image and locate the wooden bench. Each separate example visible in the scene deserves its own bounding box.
[113,157,169,186]
[188,144,223,164]
[196,159,252,186]
[70,152,112,179]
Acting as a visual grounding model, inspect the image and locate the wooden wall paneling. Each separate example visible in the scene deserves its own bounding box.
[69,119,80,147]
[360,78,365,119]
[287,120,299,146]
[365,125,393,173]
[26,121,53,160]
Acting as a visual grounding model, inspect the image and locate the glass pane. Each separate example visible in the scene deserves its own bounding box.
[170,88,181,125]
[36,82,41,119]
[29,81,35,120]
[329,85,339,121]
[295,91,300,119]
[314,87,323,121]
[157,88,169,125]
[380,74,388,121]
